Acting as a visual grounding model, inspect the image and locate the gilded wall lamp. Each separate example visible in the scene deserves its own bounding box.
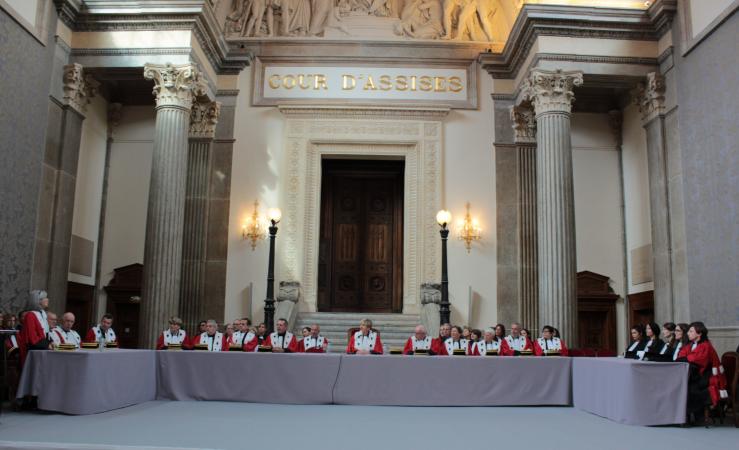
[241,200,267,250]
[457,202,482,253]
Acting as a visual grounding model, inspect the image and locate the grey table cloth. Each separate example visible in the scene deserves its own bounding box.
[156,351,342,404]
[333,354,572,406]
[572,357,688,426]
[16,349,156,415]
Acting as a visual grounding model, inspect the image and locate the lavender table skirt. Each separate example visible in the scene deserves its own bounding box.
[572,357,689,426]
[156,352,342,404]
[333,354,572,406]
[16,349,156,415]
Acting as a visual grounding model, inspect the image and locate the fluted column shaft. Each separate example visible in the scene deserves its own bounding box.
[524,69,583,344]
[511,106,539,333]
[140,63,207,348]
[180,101,220,333]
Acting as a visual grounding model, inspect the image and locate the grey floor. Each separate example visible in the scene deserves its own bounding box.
[0,401,737,450]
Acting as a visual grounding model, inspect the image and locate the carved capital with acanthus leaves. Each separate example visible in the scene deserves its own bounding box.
[189,101,221,139]
[522,69,583,116]
[63,63,99,114]
[510,105,537,144]
[634,72,665,125]
[143,63,207,110]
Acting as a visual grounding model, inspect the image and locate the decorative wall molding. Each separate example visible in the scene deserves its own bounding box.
[189,101,221,139]
[279,113,443,314]
[278,105,450,121]
[633,72,665,124]
[144,63,208,110]
[510,105,536,143]
[521,69,584,116]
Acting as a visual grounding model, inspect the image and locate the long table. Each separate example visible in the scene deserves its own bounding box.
[17,350,690,426]
[333,354,571,406]
[572,357,689,426]
[16,349,156,415]
[157,352,341,404]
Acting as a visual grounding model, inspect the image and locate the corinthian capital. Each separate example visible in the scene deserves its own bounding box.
[189,101,221,139]
[634,72,665,124]
[63,63,99,114]
[510,105,536,144]
[143,63,207,110]
[522,69,583,116]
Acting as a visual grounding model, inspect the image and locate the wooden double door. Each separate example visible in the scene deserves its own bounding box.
[317,159,404,313]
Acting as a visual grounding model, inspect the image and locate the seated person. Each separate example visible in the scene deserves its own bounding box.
[504,322,533,355]
[297,324,328,353]
[301,326,311,339]
[234,318,258,352]
[198,320,208,334]
[3,315,20,354]
[264,318,299,353]
[440,325,469,356]
[670,323,689,361]
[84,313,117,345]
[432,323,451,354]
[641,322,665,360]
[256,322,268,345]
[624,324,647,359]
[680,322,723,425]
[46,312,59,345]
[156,316,190,350]
[224,322,235,346]
[650,322,677,362]
[51,312,81,348]
[471,328,509,356]
[193,319,227,351]
[346,318,383,354]
[230,319,243,346]
[403,325,435,355]
[533,325,569,356]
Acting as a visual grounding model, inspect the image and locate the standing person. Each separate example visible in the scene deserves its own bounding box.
[298,324,328,353]
[346,318,383,355]
[20,290,52,364]
[533,325,569,356]
[156,316,190,350]
[84,314,117,345]
[264,318,298,353]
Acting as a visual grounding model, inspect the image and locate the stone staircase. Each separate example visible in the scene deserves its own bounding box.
[293,312,420,353]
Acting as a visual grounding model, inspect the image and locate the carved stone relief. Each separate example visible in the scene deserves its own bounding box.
[225,0,502,41]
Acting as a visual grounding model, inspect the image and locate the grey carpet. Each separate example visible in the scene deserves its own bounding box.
[0,401,736,450]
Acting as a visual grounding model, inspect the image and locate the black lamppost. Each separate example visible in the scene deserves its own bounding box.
[264,207,282,333]
[436,209,452,326]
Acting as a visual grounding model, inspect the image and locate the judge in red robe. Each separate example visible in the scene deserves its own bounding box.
[298,324,329,353]
[680,322,717,424]
[439,326,470,356]
[533,325,569,356]
[156,316,191,350]
[403,325,435,355]
[19,290,52,365]
[52,312,82,348]
[84,314,117,345]
[347,318,383,354]
[470,328,510,356]
[503,323,533,356]
[431,323,451,356]
[193,320,228,351]
[264,318,299,353]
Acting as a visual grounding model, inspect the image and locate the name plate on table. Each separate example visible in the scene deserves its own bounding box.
[253,60,477,109]
[543,351,561,357]
[105,342,118,348]
[166,344,183,351]
[194,344,209,351]
[81,342,99,349]
[413,349,430,355]
[229,345,243,352]
[56,343,77,351]
[257,346,272,353]
[485,350,499,356]
[453,349,467,356]
[389,348,403,355]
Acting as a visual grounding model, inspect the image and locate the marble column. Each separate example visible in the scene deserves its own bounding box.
[180,101,220,333]
[634,72,674,323]
[511,105,539,333]
[140,63,207,348]
[32,63,98,308]
[523,68,583,343]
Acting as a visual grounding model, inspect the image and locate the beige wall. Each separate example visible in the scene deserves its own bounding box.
[688,0,735,37]
[69,95,108,286]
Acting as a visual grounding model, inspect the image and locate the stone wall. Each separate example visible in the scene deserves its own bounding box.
[0,7,56,312]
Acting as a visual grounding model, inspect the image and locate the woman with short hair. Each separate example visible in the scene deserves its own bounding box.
[346,318,383,354]
[533,325,569,356]
[440,325,469,356]
[156,316,190,350]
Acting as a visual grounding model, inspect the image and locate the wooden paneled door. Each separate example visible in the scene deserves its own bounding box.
[318,159,404,313]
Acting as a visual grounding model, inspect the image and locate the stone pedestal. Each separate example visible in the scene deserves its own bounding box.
[420,283,441,338]
[140,63,207,348]
[523,69,583,343]
[275,281,301,327]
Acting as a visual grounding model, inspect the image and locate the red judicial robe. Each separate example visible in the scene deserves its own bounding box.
[346,330,383,354]
[84,326,117,344]
[195,332,227,351]
[707,344,728,406]
[470,338,510,356]
[237,331,258,352]
[503,335,533,356]
[4,334,19,354]
[431,337,447,355]
[403,336,434,355]
[156,329,190,350]
[297,335,328,353]
[439,338,470,356]
[20,310,50,365]
[264,332,299,353]
[52,327,81,348]
[533,337,569,356]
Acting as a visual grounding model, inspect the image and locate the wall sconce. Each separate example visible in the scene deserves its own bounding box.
[241,200,267,251]
[457,202,482,253]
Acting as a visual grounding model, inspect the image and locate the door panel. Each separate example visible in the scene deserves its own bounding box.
[318,160,403,313]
